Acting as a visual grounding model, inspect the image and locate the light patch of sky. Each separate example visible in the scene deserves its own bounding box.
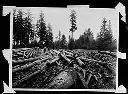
[15,7,118,41]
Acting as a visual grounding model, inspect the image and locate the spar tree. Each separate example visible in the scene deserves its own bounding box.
[69,10,77,49]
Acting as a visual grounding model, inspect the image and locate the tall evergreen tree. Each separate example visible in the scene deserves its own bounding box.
[46,23,53,48]
[36,11,47,48]
[13,9,24,48]
[60,34,67,49]
[74,28,95,49]
[96,18,113,51]
[69,10,77,39]
[69,10,77,49]
[58,30,61,49]
[13,9,17,47]
[68,38,75,50]
[23,10,33,47]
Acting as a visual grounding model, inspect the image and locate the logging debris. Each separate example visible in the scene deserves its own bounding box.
[12,47,116,89]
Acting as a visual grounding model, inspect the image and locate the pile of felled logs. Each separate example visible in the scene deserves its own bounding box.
[12,47,116,89]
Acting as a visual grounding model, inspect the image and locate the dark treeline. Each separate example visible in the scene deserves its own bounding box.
[13,9,117,51]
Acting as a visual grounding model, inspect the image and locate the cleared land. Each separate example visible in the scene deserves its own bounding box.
[12,47,117,89]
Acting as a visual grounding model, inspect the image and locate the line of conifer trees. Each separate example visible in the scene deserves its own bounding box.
[13,9,117,51]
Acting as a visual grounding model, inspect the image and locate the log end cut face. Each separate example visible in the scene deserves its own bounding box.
[47,68,77,89]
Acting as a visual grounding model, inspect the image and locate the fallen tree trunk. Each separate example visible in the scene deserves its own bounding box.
[49,57,60,64]
[64,50,73,56]
[47,68,76,89]
[98,51,116,58]
[60,54,71,64]
[52,50,60,55]
[76,57,85,66]
[12,57,49,73]
[12,48,31,52]
[13,62,47,87]
[13,69,42,87]
[12,56,43,65]
[80,57,112,74]
[80,57,107,64]
[77,72,88,88]
[66,55,74,59]
[25,48,34,58]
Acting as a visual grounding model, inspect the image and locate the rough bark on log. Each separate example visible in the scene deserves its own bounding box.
[13,48,31,52]
[26,48,34,58]
[24,48,33,57]
[80,57,106,64]
[66,55,74,59]
[52,50,60,55]
[60,54,71,64]
[82,69,86,78]
[77,72,88,88]
[13,69,42,87]
[99,51,116,57]
[76,57,85,66]
[64,50,73,56]
[47,68,76,89]
[86,73,92,85]
[12,57,49,73]
[13,62,47,87]
[12,56,43,64]
[49,57,60,64]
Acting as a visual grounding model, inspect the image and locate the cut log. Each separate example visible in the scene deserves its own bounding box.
[24,49,32,56]
[60,54,71,64]
[13,69,42,87]
[77,72,88,88]
[66,55,74,59]
[12,57,49,73]
[12,48,31,52]
[73,64,83,72]
[12,56,43,64]
[12,62,47,87]
[47,68,76,89]
[27,48,34,58]
[49,57,60,64]
[86,73,92,85]
[99,51,116,57]
[76,57,85,66]
[82,69,86,78]
[52,50,60,55]
[80,57,106,64]
[64,50,73,56]
[24,48,35,58]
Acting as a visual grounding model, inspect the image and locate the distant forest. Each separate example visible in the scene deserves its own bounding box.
[13,9,117,51]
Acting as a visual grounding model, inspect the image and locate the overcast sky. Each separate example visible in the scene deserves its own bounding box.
[16,7,118,41]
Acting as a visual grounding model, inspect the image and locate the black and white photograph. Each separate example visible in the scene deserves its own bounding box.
[12,7,118,90]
